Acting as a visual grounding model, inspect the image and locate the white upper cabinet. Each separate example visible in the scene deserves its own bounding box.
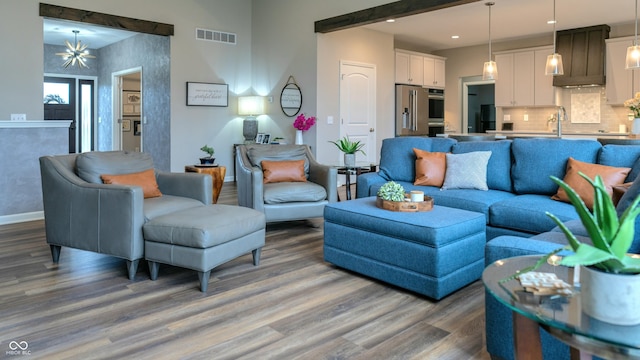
[606,37,639,105]
[423,55,446,88]
[534,47,556,106]
[495,46,554,107]
[495,51,534,107]
[395,52,424,86]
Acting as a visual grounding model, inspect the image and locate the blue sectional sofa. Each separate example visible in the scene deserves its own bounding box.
[356,136,640,360]
[357,136,640,239]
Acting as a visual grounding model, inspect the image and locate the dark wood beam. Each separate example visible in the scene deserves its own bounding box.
[315,0,480,33]
[39,3,174,37]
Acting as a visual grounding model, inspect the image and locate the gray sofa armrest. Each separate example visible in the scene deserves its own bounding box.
[236,146,265,212]
[39,156,145,261]
[156,172,211,205]
[307,155,337,203]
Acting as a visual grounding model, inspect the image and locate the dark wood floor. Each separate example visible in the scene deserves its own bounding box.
[0,183,491,359]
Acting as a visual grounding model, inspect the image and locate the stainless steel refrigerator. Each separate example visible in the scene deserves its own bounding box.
[395,84,429,136]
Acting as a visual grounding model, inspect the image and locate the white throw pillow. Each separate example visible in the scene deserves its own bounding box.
[442,151,492,190]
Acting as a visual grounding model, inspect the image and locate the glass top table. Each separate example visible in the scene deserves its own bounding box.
[332,163,377,201]
[483,255,640,359]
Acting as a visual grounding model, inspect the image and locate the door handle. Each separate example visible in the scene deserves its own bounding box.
[369,128,375,132]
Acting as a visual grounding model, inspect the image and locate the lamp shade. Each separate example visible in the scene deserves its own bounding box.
[545,53,564,75]
[238,96,265,116]
[483,61,498,80]
[627,45,640,69]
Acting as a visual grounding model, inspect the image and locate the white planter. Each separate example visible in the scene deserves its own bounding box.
[581,266,640,325]
[344,153,356,167]
[295,130,303,145]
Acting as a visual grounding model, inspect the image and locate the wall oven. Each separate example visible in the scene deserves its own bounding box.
[427,88,445,136]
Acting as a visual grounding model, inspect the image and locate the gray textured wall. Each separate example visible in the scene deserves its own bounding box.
[97,33,171,171]
[0,127,68,216]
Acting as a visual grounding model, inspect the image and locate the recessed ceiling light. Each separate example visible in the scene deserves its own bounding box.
[386,19,395,23]
[451,35,460,39]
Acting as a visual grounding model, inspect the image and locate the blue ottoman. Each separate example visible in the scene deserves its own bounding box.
[323,197,486,300]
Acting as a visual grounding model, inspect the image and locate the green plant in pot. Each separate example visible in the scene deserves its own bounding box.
[329,135,365,168]
[199,145,215,165]
[377,181,405,202]
[527,173,640,325]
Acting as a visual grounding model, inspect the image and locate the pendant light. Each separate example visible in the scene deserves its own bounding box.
[545,0,564,75]
[482,2,497,80]
[626,0,640,69]
[55,30,96,68]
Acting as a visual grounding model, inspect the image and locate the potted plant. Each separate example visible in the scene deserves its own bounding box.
[329,135,366,168]
[377,181,405,202]
[199,145,215,165]
[525,173,640,325]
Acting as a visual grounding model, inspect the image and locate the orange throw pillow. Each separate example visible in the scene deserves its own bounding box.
[552,157,630,209]
[262,160,307,184]
[413,148,446,187]
[101,168,162,199]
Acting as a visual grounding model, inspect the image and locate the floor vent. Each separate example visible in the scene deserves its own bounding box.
[196,28,237,45]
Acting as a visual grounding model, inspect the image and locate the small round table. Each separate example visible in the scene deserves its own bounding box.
[483,255,640,359]
[334,163,377,200]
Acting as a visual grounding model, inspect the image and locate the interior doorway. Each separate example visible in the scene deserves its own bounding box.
[113,68,142,151]
[44,75,96,153]
[462,76,495,134]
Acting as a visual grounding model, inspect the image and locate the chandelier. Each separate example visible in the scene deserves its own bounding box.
[56,30,95,68]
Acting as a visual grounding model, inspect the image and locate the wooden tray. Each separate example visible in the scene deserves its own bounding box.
[375,194,434,212]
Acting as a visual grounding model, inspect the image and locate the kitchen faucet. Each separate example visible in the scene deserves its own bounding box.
[556,106,567,137]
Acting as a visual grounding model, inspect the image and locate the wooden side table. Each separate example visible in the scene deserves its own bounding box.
[185,165,226,204]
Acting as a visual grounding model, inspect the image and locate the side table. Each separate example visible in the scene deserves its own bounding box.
[483,255,640,360]
[185,165,226,204]
[335,164,377,200]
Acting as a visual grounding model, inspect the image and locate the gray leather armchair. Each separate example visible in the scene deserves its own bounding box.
[236,144,337,222]
[39,151,211,279]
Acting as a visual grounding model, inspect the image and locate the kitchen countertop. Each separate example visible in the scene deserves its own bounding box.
[438,131,640,143]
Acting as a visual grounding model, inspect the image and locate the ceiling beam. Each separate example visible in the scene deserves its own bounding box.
[315,0,480,33]
[39,3,174,37]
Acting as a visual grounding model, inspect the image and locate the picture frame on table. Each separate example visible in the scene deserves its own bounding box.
[186,82,228,107]
[262,134,271,144]
[256,133,264,144]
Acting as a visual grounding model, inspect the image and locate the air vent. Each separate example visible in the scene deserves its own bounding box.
[195,28,236,45]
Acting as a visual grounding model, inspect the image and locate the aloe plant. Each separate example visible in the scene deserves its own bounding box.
[377,181,405,202]
[545,173,640,274]
[329,136,366,155]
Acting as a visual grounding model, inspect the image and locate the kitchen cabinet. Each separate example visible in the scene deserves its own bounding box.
[495,46,554,107]
[534,47,556,106]
[395,51,424,85]
[606,36,640,105]
[423,55,446,88]
[495,51,534,107]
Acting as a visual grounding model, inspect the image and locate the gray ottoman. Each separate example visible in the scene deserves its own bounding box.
[323,197,486,300]
[143,205,266,292]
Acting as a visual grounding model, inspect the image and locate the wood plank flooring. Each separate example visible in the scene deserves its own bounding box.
[0,183,491,359]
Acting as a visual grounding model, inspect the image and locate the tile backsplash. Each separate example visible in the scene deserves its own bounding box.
[498,86,632,133]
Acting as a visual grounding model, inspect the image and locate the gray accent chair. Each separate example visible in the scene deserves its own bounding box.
[235,144,337,222]
[39,151,211,279]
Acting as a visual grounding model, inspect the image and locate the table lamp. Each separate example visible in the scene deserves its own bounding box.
[238,96,265,143]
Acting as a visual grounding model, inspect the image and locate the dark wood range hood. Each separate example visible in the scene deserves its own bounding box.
[553,24,610,87]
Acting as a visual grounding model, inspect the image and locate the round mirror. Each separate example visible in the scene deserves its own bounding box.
[280,83,302,117]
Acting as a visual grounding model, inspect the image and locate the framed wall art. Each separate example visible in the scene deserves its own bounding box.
[186,82,228,107]
[122,119,131,132]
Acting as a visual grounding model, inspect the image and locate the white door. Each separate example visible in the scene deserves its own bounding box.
[339,61,376,166]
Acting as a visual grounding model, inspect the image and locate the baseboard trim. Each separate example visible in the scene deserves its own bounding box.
[0,211,44,225]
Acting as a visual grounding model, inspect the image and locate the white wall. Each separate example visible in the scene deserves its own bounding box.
[316,27,395,165]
